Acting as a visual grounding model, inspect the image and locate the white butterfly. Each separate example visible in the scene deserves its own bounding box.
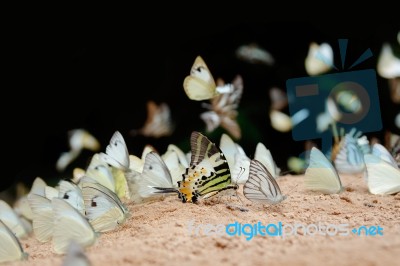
[0,200,30,239]
[372,143,399,168]
[305,147,344,194]
[99,131,130,172]
[243,159,286,205]
[62,240,91,266]
[364,154,400,195]
[0,220,28,263]
[27,193,53,242]
[130,100,174,138]
[85,154,115,192]
[200,75,243,140]
[377,43,400,79]
[270,108,310,133]
[137,151,177,200]
[82,182,128,233]
[219,133,249,184]
[235,43,275,66]
[254,142,281,179]
[52,198,97,254]
[183,56,232,101]
[305,42,334,76]
[58,180,85,215]
[56,129,100,172]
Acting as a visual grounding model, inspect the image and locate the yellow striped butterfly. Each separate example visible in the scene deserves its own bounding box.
[153,131,237,203]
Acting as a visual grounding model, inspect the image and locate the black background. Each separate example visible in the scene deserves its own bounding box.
[3,21,399,192]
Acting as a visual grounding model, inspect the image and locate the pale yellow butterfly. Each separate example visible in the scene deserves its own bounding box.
[183,56,232,101]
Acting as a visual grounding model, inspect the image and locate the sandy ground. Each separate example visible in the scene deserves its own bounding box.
[6,173,400,266]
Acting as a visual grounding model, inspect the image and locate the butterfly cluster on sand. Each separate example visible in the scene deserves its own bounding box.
[0,129,287,263]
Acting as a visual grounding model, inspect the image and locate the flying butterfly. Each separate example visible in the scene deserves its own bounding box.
[130,100,175,138]
[243,159,286,205]
[200,75,243,140]
[183,56,232,101]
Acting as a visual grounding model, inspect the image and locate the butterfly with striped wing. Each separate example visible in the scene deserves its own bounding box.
[154,131,237,203]
[243,159,286,205]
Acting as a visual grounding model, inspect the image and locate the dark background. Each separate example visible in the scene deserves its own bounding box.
[4,21,399,192]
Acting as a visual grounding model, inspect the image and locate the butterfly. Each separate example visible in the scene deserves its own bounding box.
[243,159,286,205]
[364,154,400,195]
[82,182,128,232]
[371,143,399,169]
[136,151,178,201]
[200,75,243,140]
[27,193,53,242]
[0,220,28,263]
[177,131,237,203]
[84,154,115,192]
[100,131,130,172]
[235,43,275,66]
[377,43,400,79]
[219,133,250,184]
[269,108,310,133]
[183,56,232,101]
[305,42,334,76]
[56,129,100,172]
[0,200,30,239]
[52,198,98,254]
[304,147,344,194]
[99,131,131,199]
[58,180,85,215]
[130,100,174,138]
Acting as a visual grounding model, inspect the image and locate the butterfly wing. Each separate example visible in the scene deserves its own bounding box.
[58,180,85,215]
[0,220,27,263]
[27,193,53,242]
[82,182,128,232]
[243,159,286,205]
[178,131,233,202]
[85,154,115,191]
[52,198,97,254]
[0,200,29,239]
[183,56,217,101]
[254,142,281,179]
[305,147,343,194]
[99,131,130,171]
[365,154,400,195]
[138,152,176,198]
